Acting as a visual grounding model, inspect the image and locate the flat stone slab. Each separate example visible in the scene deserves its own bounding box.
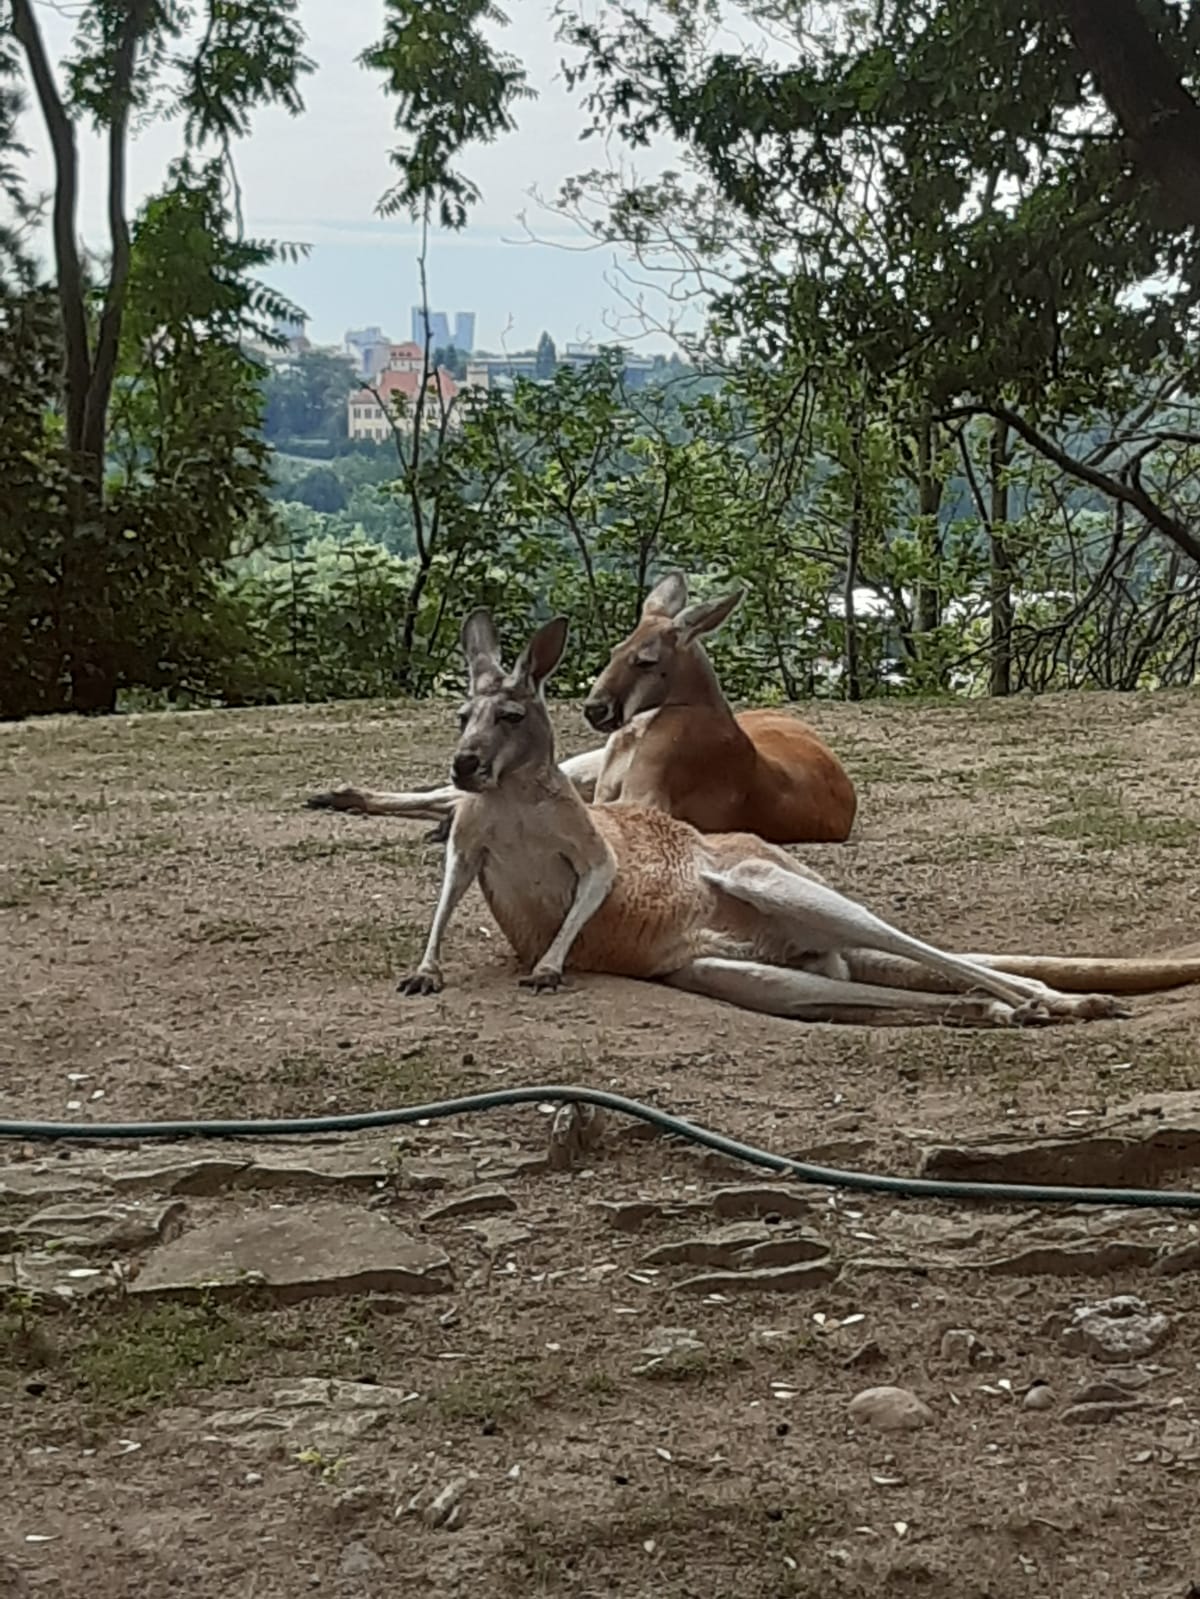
[643,1223,829,1271]
[131,1203,452,1304]
[1,1251,118,1305]
[0,1164,105,1201]
[676,1259,836,1294]
[199,1377,421,1453]
[18,1199,186,1253]
[921,1090,1200,1188]
[422,1186,517,1223]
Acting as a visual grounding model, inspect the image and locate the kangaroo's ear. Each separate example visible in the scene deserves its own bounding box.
[512,616,569,693]
[641,570,688,619]
[673,588,744,648]
[462,608,502,688]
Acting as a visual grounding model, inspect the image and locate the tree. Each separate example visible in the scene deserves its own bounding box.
[432,342,468,379]
[1056,0,1200,234]
[291,466,350,515]
[535,330,557,380]
[4,0,311,712]
[262,348,358,444]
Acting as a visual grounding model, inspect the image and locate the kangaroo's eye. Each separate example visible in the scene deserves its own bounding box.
[500,708,525,724]
[634,655,658,670]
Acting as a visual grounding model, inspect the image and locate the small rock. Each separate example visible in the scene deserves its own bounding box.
[1060,1296,1172,1364]
[1152,1240,1200,1276]
[547,1103,606,1171]
[422,1186,516,1223]
[423,1476,469,1529]
[595,1200,675,1232]
[939,1328,992,1368]
[643,1224,826,1271]
[19,1199,187,1254]
[1072,1374,1155,1403]
[338,1540,383,1576]
[1061,1398,1154,1425]
[848,1386,933,1433]
[632,1328,704,1373]
[710,1186,813,1219]
[675,1260,836,1295]
[986,1241,1159,1277]
[639,1328,704,1360]
[464,1217,532,1253]
[107,1157,249,1196]
[1023,1383,1055,1412]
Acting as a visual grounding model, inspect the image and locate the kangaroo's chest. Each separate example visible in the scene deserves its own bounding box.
[475,810,581,969]
[594,711,661,802]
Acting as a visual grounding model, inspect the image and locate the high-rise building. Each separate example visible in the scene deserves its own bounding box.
[344,326,392,380]
[411,308,451,350]
[411,308,476,354]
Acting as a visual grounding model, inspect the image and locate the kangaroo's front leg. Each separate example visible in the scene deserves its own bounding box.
[521,847,618,993]
[397,837,481,995]
[307,782,462,820]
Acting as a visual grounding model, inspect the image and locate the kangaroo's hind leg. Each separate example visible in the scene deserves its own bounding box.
[665,957,1024,1027]
[701,860,1125,1021]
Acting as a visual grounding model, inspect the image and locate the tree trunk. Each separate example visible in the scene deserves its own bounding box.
[1056,0,1200,232]
[914,408,946,688]
[843,476,864,703]
[988,419,1013,698]
[12,0,151,716]
[914,410,943,636]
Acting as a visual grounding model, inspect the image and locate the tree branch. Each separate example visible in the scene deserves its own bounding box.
[1055,0,1200,231]
[939,401,1200,566]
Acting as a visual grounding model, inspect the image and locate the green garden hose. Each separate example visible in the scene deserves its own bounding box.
[1,1083,1196,1211]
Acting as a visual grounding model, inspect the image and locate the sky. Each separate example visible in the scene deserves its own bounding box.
[9,0,713,355]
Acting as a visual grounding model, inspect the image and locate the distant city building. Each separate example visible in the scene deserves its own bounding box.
[344,325,392,381]
[410,308,476,354]
[271,313,309,353]
[347,341,461,442]
[463,343,657,391]
[561,342,656,389]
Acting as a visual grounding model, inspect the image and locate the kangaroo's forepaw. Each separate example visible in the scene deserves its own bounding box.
[398,968,443,996]
[306,785,368,814]
[520,966,563,994]
[424,816,452,845]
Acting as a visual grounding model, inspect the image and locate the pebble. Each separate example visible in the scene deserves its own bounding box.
[338,1541,383,1576]
[422,1476,469,1529]
[939,1328,992,1368]
[848,1386,933,1433]
[1059,1296,1172,1364]
[1023,1383,1055,1413]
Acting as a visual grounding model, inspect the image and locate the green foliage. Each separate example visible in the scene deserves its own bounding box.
[433,343,468,380]
[360,0,535,228]
[6,0,1200,721]
[0,164,295,716]
[262,347,358,444]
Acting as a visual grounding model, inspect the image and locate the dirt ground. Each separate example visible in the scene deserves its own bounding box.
[4,687,1200,1598]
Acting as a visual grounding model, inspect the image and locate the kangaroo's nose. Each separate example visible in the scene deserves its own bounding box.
[452,750,482,786]
[583,699,612,730]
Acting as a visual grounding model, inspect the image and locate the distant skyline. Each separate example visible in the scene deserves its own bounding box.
[6,0,730,353]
